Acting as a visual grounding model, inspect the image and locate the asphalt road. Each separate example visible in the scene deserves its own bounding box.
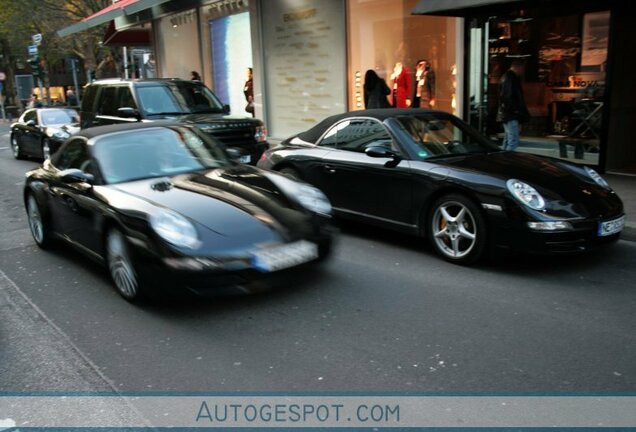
[1,125,635,393]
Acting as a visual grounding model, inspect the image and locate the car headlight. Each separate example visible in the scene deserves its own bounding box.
[150,210,200,249]
[584,166,610,189]
[506,179,546,210]
[267,173,332,215]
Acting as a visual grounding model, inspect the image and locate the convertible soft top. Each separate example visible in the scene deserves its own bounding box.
[296,108,450,144]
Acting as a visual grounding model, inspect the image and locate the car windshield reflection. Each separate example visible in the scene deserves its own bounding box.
[394,115,499,160]
[40,109,79,126]
[137,83,225,116]
[93,127,232,184]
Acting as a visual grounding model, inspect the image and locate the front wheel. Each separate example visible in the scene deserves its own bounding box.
[428,194,486,265]
[41,138,52,160]
[26,194,53,249]
[11,134,24,160]
[106,229,146,303]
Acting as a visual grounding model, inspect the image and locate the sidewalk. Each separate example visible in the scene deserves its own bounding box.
[606,174,636,242]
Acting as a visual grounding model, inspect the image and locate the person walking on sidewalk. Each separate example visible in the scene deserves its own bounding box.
[496,59,530,151]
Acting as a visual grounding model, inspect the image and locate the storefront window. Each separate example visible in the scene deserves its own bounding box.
[347,0,460,115]
[155,9,202,80]
[483,10,609,165]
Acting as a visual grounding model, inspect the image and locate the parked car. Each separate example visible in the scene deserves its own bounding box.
[257,108,624,264]
[10,108,79,160]
[24,122,334,302]
[79,78,268,165]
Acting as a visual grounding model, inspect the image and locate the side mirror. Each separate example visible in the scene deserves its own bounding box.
[26,119,37,127]
[117,107,141,120]
[60,168,94,184]
[365,146,399,159]
[223,104,231,114]
[226,147,241,160]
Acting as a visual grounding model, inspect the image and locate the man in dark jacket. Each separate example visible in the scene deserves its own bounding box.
[496,60,530,151]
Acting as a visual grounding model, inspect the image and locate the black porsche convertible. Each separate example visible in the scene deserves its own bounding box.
[24,123,334,302]
[11,107,79,160]
[257,109,624,264]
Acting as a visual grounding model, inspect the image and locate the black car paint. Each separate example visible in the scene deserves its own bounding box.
[79,80,268,164]
[259,110,623,255]
[24,126,332,294]
[10,109,79,159]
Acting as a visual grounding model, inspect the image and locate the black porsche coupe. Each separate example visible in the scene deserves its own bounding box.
[24,122,334,302]
[257,109,624,264]
[11,107,79,160]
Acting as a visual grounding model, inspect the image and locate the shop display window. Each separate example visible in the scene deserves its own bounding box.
[347,0,460,115]
[484,10,609,165]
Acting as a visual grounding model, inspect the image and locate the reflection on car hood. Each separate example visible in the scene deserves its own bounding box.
[111,165,309,239]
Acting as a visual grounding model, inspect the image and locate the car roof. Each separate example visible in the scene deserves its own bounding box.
[76,121,183,140]
[297,108,452,143]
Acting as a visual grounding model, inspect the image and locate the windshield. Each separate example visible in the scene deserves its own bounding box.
[392,115,499,160]
[136,83,225,116]
[40,109,79,126]
[93,127,232,184]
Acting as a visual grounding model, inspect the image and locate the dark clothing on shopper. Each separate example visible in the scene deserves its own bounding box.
[364,70,391,109]
[496,69,529,123]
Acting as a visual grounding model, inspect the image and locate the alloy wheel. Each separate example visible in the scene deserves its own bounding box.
[11,135,21,159]
[42,139,51,160]
[27,195,45,245]
[431,200,478,259]
[106,230,139,299]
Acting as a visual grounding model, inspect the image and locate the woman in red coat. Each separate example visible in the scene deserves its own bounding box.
[390,62,411,108]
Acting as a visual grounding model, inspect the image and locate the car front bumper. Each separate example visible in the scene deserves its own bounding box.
[487,213,624,254]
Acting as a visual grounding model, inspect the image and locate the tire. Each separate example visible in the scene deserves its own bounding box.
[11,134,24,160]
[41,138,51,160]
[26,194,53,249]
[278,167,301,180]
[428,193,486,265]
[105,229,146,303]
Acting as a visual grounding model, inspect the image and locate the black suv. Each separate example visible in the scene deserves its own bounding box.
[80,79,268,164]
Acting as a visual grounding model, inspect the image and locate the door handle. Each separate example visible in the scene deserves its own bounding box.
[324,164,336,174]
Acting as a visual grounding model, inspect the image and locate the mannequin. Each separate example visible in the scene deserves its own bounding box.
[412,59,436,108]
[390,62,411,108]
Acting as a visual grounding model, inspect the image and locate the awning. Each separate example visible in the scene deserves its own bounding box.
[57,0,169,37]
[103,21,151,46]
[412,0,523,16]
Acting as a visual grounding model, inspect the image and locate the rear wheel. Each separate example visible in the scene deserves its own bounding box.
[428,194,486,265]
[106,229,146,303]
[11,134,24,159]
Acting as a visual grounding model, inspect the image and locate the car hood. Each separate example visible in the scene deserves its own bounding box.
[174,113,262,127]
[434,151,622,218]
[110,165,311,241]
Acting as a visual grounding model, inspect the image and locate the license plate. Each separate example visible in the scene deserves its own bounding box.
[251,240,319,272]
[598,215,624,236]
[240,155,251,163]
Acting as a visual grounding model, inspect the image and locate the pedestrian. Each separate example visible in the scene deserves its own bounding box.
[363,69,391,109]
[27,93,43,109]
[66,88,78,106]
[412,59,435,108]
[190,71,201,81]
[244,67,254,117]
[390,62,411,108]
[496,59,530,151]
